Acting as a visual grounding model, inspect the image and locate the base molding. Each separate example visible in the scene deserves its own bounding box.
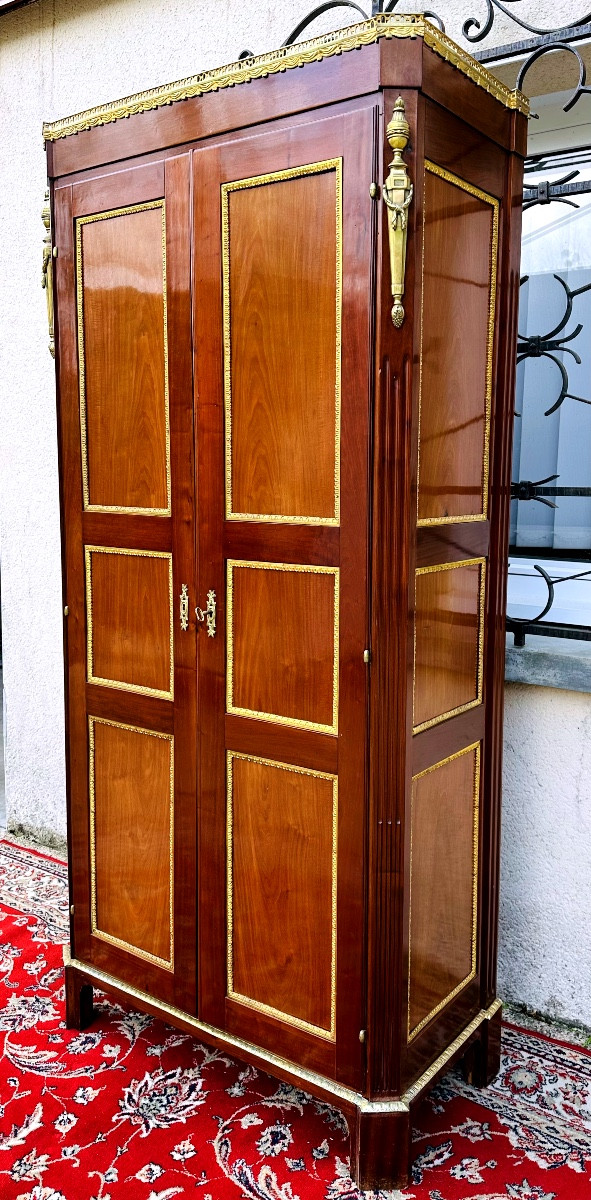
[63,947,501,1187]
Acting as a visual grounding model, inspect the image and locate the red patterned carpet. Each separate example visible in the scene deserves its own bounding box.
[1,839,590,1200]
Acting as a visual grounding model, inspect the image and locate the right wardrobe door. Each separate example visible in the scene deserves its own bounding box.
[192,103,377,1089]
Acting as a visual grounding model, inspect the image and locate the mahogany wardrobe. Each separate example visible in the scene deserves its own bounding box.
[44,14,527,1188]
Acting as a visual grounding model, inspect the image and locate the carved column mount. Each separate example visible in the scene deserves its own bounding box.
[383,96,413,328]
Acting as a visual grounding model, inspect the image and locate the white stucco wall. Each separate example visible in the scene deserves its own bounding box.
[0,0,589,1021]
[499,684,591,1027]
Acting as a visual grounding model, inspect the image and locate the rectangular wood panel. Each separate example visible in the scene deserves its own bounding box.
[77,202,170,514]
[86,546,173,699]
[224,162,341,524]
[418,164,498,525]
[408,744,480,1040]
[227,560,339,733]
[227,752,337,1038]
[90,717,174,969]
[413,558,485,733]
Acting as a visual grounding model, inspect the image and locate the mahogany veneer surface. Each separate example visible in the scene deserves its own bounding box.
[92,719,172,965]
[409,746,479,1038]
[228,561,337,731]
[419,169,495,524]
[229,753,335,1035]
[227,169,338,522]
[414,560,483,730]
[87,548,172,697]
[79,205,169,512]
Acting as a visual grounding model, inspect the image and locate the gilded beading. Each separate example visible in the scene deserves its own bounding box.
[226,750,338,1041]
[88,715,175,972]
[407,743,481,1042]
[412,557,487,733]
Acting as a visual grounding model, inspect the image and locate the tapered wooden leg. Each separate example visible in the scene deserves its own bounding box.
[65,963,94,1031]
[351,1107,412,1191]
[465,1006,502,1088]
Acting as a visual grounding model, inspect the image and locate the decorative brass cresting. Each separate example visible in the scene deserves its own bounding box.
[195,590,216,637]
[41,189,55,357]
[383,97,413,328]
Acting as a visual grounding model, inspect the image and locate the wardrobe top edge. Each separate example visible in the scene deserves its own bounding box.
[42,13,529,145]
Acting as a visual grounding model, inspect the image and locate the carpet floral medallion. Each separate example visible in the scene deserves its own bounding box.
[0,839,590,1200]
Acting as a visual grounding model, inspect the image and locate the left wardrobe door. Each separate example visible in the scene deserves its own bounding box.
[54,157,197,1011]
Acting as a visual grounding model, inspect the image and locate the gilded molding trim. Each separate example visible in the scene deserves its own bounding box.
[413,557,486,734]
[226,559,339,734]
[417,162,499,528]
[64,946,502,1115]
[85,546,174,700]
[222,159,342,526]
[226,750,338,1041]
[407,742,481,1043]
[403,995,500,1104]
[76,201,171,517]
[43,16,528,142]
[88,715,174,971]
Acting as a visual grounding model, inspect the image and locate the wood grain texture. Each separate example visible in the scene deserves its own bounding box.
[229,753,336,1035]
[55,159,197,1011]
[54,181,93,965]
[165,152,199,1015]
[422,100,506,200]
[227,169,338,522]
[224,522,339,568]
[411,704,485,778]
[225,714,338,775]
[409,746,479,1038]
[416,522,489,568]
[366,88,419,1099]
[87,548,172,696]
[418,169,494,523]
[414,561,483,731]
[49,47,385,179]
[82,513,172,552]
[228,562,338,732]
[193,107,374,1083]
[80,205,169,512]
[92,720,172,964]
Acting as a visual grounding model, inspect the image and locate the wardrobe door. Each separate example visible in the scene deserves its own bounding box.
[55,156,197,1010]
[193,105,376,1087]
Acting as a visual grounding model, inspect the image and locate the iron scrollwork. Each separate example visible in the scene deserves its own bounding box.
[272,1,591,117]
[463,3,591,114]
[523,171,585,211]
[517,274,591,416]
[507,564,591,643]
[462,1,591,43]
[282,1,443,47]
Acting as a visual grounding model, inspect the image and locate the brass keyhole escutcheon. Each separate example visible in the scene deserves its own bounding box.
[195,590,216,638]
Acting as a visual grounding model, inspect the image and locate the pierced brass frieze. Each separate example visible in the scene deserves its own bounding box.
[42,16,528,143]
